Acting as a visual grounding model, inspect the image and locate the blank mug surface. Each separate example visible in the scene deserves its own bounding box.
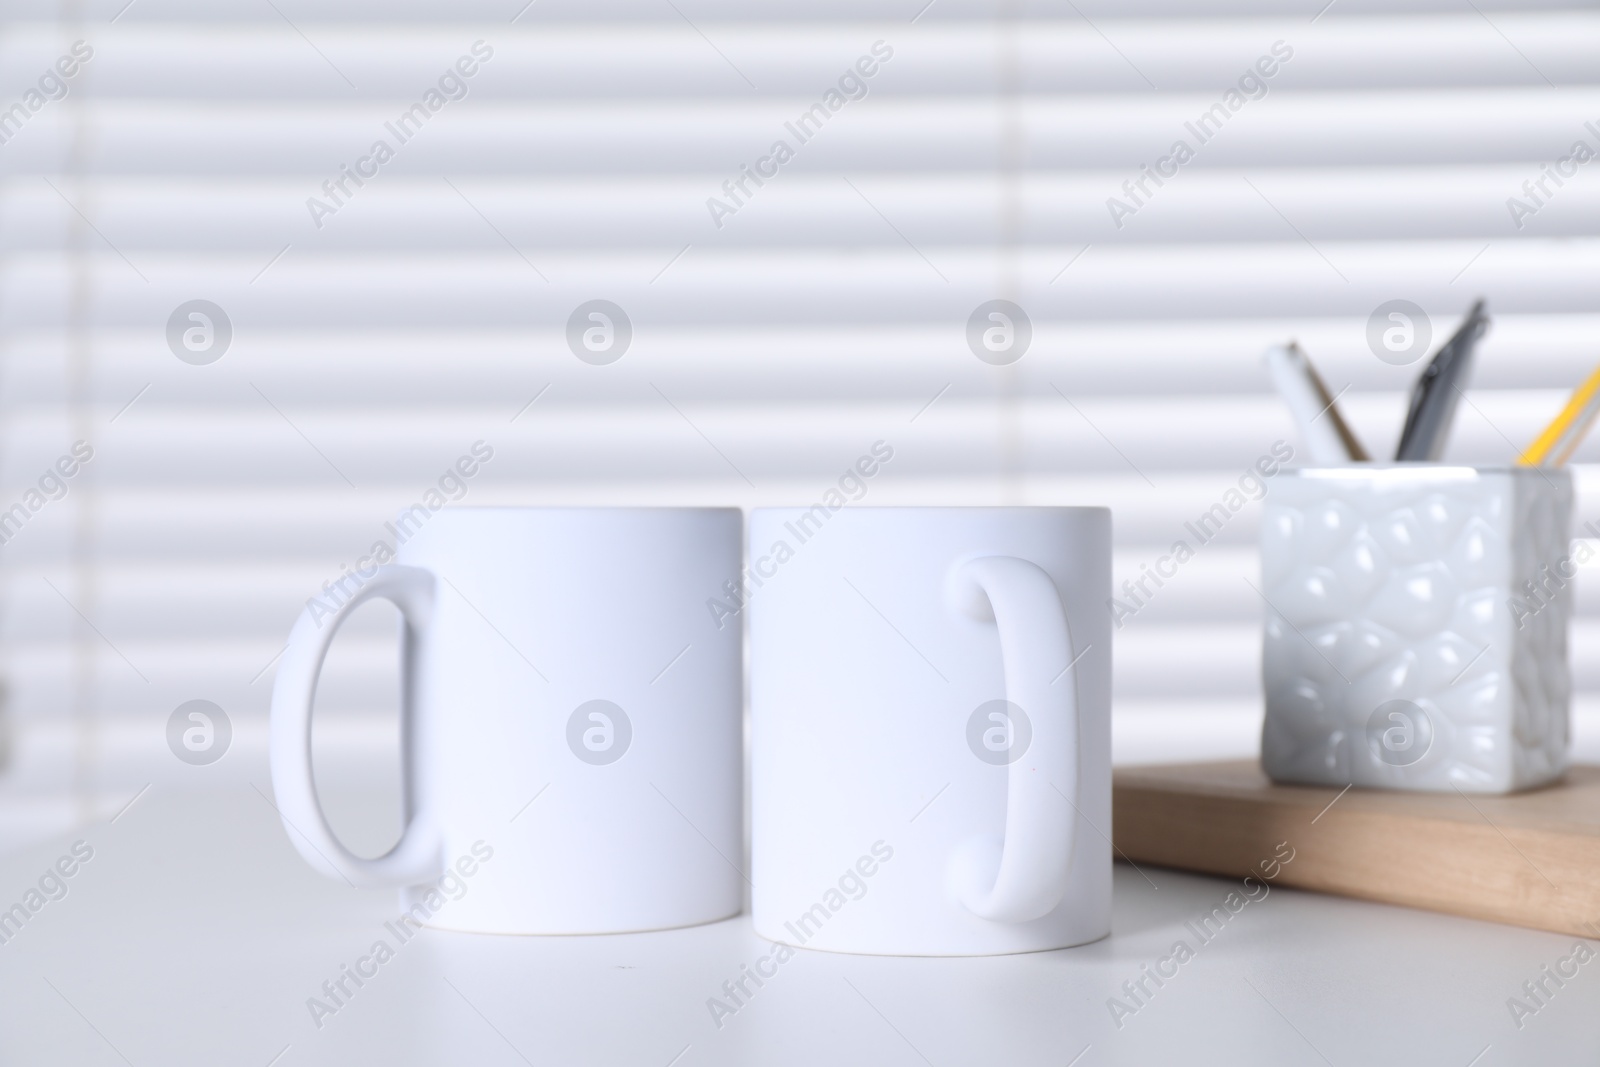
[271,507,743,934]
[749,507,1111,956]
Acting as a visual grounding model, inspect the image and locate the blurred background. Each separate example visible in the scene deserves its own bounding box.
[1,0,1598,854]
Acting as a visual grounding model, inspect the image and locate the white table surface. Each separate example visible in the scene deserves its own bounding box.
[0,783,1595,1066]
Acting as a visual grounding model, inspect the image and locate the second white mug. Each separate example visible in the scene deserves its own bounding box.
[749,506,1111,955]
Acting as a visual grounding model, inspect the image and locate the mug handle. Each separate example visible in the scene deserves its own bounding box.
[269,564,444,888]
[947,555,1079,923]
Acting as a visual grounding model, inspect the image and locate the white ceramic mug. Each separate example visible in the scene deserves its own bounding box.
[749,507,1111,955]
[270,507,743,934]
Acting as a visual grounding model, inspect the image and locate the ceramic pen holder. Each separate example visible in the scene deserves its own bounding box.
[1260,465,1573,794]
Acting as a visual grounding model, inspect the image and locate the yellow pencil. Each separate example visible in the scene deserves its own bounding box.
[1551,397,1600,466]
[1520,363,1600,466]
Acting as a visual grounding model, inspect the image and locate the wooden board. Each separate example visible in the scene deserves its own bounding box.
[1112,761,1600,937]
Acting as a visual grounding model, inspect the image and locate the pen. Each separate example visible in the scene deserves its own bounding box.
[1394,299,1488,462]
[1264,342,1369,464]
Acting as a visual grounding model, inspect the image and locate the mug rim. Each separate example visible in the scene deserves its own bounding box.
[425,505,742,514]
[750,505,1110,515]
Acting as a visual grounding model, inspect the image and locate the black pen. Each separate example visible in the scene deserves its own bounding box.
[1394,299,1489,461]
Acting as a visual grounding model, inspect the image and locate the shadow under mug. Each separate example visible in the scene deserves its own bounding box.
[269,507,743,934]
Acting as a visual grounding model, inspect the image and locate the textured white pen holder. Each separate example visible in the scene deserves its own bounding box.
[1260,466,1573,794]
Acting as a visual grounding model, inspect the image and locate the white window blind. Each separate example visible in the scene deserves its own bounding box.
[2,0,1598,841]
